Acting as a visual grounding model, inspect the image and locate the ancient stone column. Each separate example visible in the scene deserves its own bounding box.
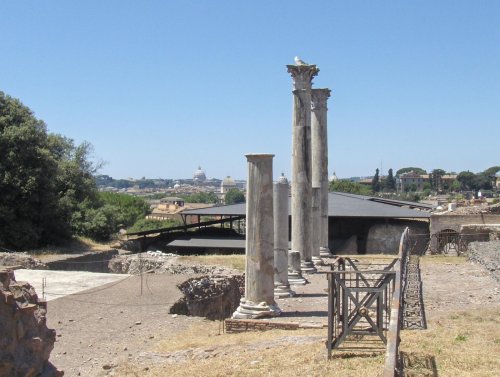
[232,154,281,319]
[287,63,319,273]
[287,250,308,285]
[273,174,295,297]
[311,88,332,258]
[311,186,323,265]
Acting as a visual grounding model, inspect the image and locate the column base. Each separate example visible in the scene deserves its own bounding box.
[274,282,296,298]
[320,247,332,258]
[232,298,281,319]
[288,270,308,285]
[312,256,324,266]
[301,260,317,273]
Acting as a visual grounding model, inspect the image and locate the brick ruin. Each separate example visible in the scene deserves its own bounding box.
[0,269,62,377]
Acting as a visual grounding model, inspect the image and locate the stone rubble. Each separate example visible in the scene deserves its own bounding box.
[108,253,239,276]
[0,252,48,269]
[466,240,500,282]
[171,275,244,320]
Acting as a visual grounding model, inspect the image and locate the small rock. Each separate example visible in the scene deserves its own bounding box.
[135,321,142,325]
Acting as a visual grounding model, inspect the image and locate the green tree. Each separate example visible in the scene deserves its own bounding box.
[385,168,396,191]
[0,92,67,248]
[225,188,245,204]
[127,218,182,233]
[0,91,108,248]
[180,192,219,204]
[429,169,446,192]
[329,180,373,195]
[99,192,150,228]
[483,166,500,177]
[372,168,381,192]
[396,167,427,175]
[450,180,461,192]
[457,171,477,191]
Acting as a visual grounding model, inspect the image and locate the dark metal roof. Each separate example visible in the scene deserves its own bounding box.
[168,237,245,249]
[181,192,430,219]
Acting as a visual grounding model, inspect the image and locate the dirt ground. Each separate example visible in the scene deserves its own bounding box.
[44,255,500,377]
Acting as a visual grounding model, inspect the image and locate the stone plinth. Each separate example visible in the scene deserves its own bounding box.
[273,174,295,298]
[287,250,308,285]
[311,88,332,257]
[233,154,280,319]
[287,63,319,273]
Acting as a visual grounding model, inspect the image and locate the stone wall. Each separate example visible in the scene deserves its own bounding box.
[430,214,500,235]
[0,269,61,376]
[365,222,429,254]
[330,218,429,254]
[467,240,500,282]
[45,249,118,272]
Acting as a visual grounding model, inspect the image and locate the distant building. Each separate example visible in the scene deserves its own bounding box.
[147,196,213,222]
[221,176,236,194]
[193,166,207,184]
[397,172,428,192]
[397,172,458,192]
[329,171,338,183]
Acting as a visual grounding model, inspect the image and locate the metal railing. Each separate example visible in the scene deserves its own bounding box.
[326,227,412,377]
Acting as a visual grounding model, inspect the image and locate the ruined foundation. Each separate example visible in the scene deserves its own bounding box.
[0,269,61,377]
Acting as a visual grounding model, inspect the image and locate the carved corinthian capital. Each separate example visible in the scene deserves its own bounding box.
[286,65,319,90]
[311,88,331,111]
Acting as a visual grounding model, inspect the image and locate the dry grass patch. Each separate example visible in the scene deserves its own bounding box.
[400,309,500,376]
[115,320,385,376]
[29,236,112,260]
[177,255,245,272]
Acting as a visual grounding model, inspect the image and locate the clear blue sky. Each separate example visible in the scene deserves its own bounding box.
[1,1,499,180]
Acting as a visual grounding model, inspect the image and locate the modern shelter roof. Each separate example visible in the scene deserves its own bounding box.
[180,192,431,219]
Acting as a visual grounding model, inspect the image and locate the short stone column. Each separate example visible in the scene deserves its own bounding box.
[311,187,323,265]
[287,250,307,285]
[232,154,281,319]
[311,88,332,257]
[287,63,319,273]
[273,174,295,298]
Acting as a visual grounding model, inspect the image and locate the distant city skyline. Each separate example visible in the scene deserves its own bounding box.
[1,1,498,181]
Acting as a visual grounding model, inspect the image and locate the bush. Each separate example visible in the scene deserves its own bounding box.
[127,218,182,233]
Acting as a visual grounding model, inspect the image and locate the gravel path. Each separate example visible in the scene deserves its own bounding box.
[46,273,206,377]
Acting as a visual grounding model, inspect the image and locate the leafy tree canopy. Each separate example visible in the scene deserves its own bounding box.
[384,168,396,191]
[180,192,219,204]
[483,166,500,177]
[127,218,182,233]
[329,180,373,196]
[396,167,427,175]
[372,168,380,192]
[0,91,123,248]
[225,188,245,205]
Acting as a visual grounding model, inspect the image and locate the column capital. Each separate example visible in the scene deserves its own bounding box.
[286,65,319,90]
[245,153,275,163]
[311,88,331,111]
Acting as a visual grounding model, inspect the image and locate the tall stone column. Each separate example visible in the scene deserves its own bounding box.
[273,174,295,297]
[287,63,319,273]
[232,154,281,319]
[311,187,323,265]
[311,88,332,258]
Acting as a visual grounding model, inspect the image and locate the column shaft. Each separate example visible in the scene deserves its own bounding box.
[274,175,294,297]
[311,88,332,257]
[232,154,280,319]
[287,64,319,273]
